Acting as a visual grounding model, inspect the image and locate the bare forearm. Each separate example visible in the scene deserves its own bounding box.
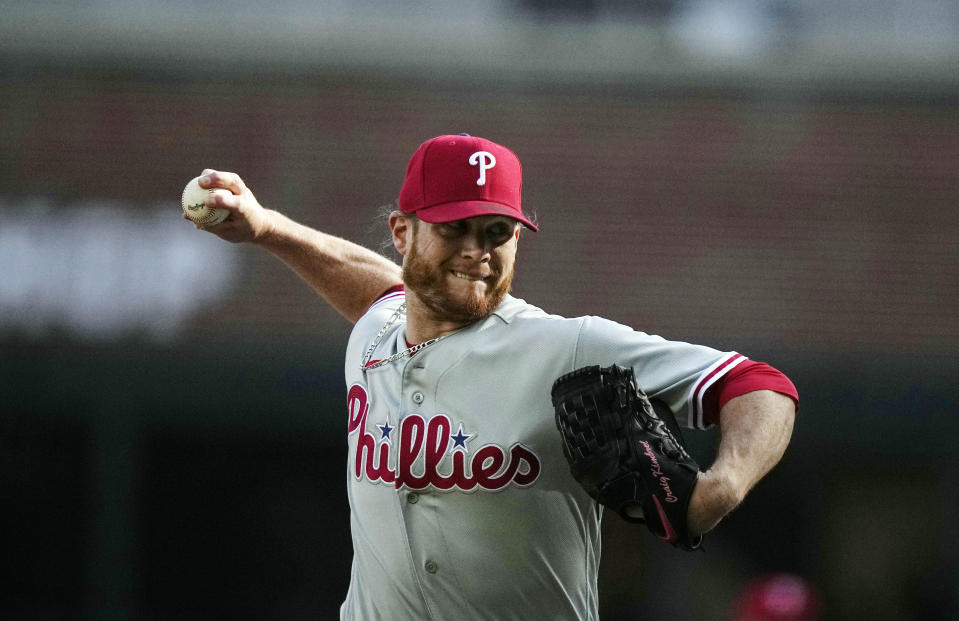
[688,390,796,535]
[256,210,403,323]
[190,170,403,323]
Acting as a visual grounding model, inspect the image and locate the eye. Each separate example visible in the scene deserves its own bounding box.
[438,221,467,237]
[485,221,515,244]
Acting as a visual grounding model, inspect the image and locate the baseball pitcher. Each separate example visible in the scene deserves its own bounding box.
[188,134,797,620]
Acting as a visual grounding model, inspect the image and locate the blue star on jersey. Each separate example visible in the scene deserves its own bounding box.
[380,419,469,447]
[451,424,472,450]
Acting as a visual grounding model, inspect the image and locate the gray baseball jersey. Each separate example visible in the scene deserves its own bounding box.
[340,290,746,620]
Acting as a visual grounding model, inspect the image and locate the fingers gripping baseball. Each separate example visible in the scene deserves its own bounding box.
[187,170,272,243]
[200,169,249,196]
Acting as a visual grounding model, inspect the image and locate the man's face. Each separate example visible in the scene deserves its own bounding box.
[401,215,521,324]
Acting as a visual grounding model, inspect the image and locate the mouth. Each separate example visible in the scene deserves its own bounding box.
[451,270,490,282]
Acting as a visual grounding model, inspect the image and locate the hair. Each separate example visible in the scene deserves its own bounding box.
[523,208,539,231]
[373,199,407,259]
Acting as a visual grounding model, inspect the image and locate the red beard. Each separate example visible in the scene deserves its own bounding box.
[402,241,514,324]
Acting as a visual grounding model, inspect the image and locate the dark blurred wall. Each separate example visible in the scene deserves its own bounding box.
[2,63,958,620]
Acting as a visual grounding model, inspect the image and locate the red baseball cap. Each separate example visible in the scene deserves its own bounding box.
[398,134,538,231]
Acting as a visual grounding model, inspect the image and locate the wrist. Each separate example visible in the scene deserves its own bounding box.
[688,469,744,535]
[251,209,282,245]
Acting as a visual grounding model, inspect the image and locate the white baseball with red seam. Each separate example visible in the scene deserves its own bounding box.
[181,176,230,227]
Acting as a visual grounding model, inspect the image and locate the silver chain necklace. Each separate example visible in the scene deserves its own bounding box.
[360,303,450,371]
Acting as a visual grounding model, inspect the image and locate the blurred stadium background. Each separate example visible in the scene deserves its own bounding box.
[2,1,958,619]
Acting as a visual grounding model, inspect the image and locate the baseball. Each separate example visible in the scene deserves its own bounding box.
[181,176,230,227]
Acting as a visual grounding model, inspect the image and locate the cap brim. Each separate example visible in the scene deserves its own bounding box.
[414,200,538,231]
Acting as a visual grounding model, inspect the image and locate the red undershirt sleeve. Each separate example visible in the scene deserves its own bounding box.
[702,360,799,426]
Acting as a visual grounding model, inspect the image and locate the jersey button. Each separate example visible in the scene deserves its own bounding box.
[424,560,438,574]
[411,392,425,405]
[407,493,419,504]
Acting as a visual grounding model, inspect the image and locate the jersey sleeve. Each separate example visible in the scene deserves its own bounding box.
[572,315,747,430]
[700,360,799,425]
[371,284,405,306]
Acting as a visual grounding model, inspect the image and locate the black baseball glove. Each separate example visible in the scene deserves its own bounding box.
[551,364,703,550]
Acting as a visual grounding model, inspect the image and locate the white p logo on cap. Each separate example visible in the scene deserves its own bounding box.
[469,151,496,186]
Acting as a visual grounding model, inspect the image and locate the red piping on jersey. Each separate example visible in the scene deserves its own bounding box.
[367,284,405,312]
[700,359,800,426]
[691,353,747,427]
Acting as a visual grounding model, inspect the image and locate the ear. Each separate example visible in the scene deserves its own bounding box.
[389,211,412,256]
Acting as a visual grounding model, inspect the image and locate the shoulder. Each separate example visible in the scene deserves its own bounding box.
[354,286,406,335]
[490,295,549,321]
[489,296,586,335]
[491,295,573,324]
[490,297,663,345]
[345,287,406,370]
[364,285,406,315]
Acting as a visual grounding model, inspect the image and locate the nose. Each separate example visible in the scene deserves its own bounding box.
[460,230,492,261]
